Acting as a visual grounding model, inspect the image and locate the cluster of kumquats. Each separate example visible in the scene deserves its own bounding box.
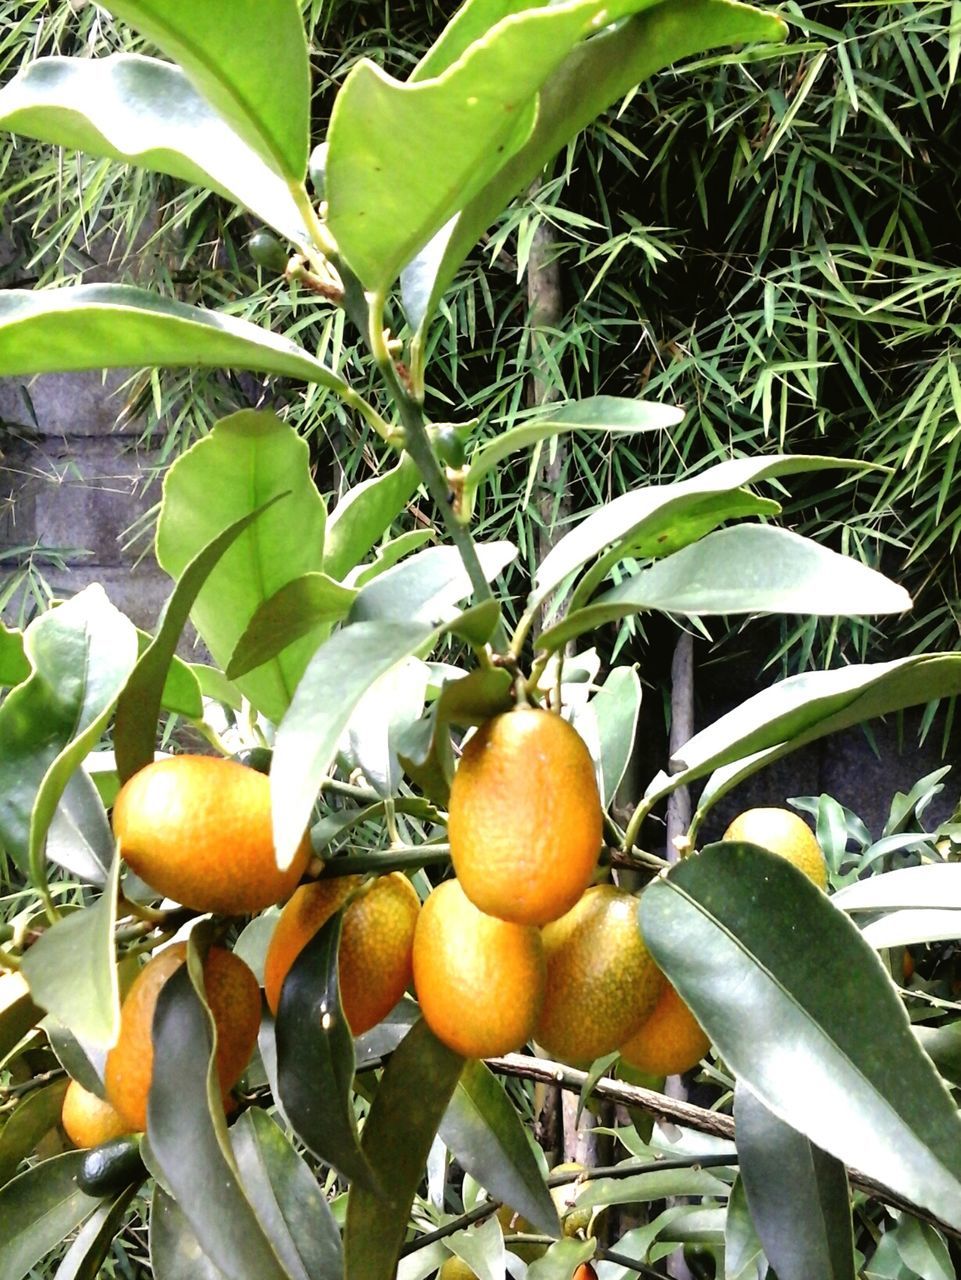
[59,707,829,1176]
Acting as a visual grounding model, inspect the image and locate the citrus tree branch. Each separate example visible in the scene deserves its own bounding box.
[486,1053,961,1242]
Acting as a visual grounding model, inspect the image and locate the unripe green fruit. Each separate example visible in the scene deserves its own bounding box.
[233,747,273,776]
[435,425,467,469]
[248,230,288,274]
[78,1134,146,1197]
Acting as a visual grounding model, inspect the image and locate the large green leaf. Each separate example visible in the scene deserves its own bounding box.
[231,1109,344,1280]
[533,455,864,615]
[156,411,327,726]
[735,1083,855,1280]
[274,912,377,1191]
[405,0,788,332]
[226,575,357,681]
[323,455,422,583]
[461,397,682,513]
[0,287,347,389]
[440,1060,559,1237]
[0,585,138,876]
[650,653,961,816]
[640,843,961,1230]
[349,542,516,624]
[834,865,961,948]
[21,854,121,1049]
[0,624,28,688]
[0,1079,69,1188]
[148,939,291,1280]
[344,1019,464,1280]
[102,1,309,182]
[0,56,307,239]
[0,1153,99,1280]
[116,493,287,780]
[270,619,436,868]
[526,1239,596,1280]
[538,526,911,651]
[54,1184,140,1280]
[328,0,662,292]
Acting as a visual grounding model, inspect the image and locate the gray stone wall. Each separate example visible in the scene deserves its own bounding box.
[0,368,170,632]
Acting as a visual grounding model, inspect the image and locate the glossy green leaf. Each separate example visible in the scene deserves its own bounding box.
[440,1060,559,1236]
[0,974,42,1066]
[46,768,112,885]
[275,911,376,1191]
[0,287,347,389]
[327,1,578,289]
[640,843,961,1230]
[115,492,286,780]
[190,663,243,711]
[735,1083,855,1280]
[54,1183,140,1280]
[323,455,422,582]
[0,1079,69,1187]
[539,526,911,651]
[227,574,357,681]
[525,1238,596,1280]
[0,1152,99,1280]
[341,658,431,799]
[271,619,436,868]
[153,647,203,719]
[45,1024,105,1101]
[148,940,291,1280]
[21,853,121,1049]
[344,1019,464,1280]
[835,865,961,913]
[534,455,873,615]
[349,543,515,624]
[102,1,309,182]
[156,411,327,726]
[150,1185,230,1280]
[397,667,513,803]
[407,0,788,332]
[574,666,642,810]
[0,585,137,875]
[0,56,307,239]
[231,1109,344,1280]
[0,624,28,688]
[892,1214,955,1280]
[463,397,681,509]
[654,653,961,816]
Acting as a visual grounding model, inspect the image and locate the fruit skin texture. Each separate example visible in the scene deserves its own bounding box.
[61,1080,131,1149]
[448,708,602,926]
[263,873,420,1035]
[413,878,546,1059]
[112,755,310,915]
[722,806,828,889]
[105,943,261,1132]
[619,982,711,1077]
[535,886,664,1064]
[439,1258,477,1280]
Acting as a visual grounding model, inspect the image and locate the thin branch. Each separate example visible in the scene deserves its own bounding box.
[486,1053,961,1242]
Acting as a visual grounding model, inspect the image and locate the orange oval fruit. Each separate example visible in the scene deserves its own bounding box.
[448,708,602,926]
[112,755,310,915]
[264,873,420,1035]
[413,878,545,1058]
[439,1259,478,1280]
[534,886,663,1064]
[722,807,827,889]
[105,943,260,1132]
[61,1080,131,1149]
[619,981,710,1076]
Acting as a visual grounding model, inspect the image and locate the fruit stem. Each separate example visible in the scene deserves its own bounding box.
[0,945,21,972]
[316,846,450,878]
[620,793,656,858]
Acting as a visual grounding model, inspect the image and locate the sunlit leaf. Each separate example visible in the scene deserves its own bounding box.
[226,575,357,681]
[323,456,422,583]
[0,56,307,239]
